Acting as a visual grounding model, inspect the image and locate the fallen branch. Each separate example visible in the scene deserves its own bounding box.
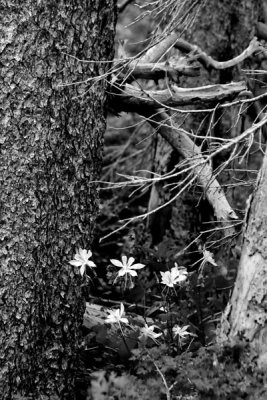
[113,81,247,112]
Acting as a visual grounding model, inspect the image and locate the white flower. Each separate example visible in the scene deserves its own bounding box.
[69,248,96,276]
[139,323,162,342]
[105,303,129,325]
[202,250,217,267]
[160,264,188,287]
[110,256,145,278]
[173,325,194,339]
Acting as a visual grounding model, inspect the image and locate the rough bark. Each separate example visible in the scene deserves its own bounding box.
[219,147,267,368]
[0,1,116,399]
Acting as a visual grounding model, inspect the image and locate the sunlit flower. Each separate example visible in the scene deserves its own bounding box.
[172,325,196,342]
[69,248,96,276]
[160,264,188,287]
[105,303,129,325]
[202,249,217,266]
[110,256,145,278]
[139,323,162,343]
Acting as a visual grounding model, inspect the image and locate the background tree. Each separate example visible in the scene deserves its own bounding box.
[0,1,116,399]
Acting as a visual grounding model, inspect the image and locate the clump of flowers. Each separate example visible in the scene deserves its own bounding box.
[69,248,96,276]
[160,263,188,288]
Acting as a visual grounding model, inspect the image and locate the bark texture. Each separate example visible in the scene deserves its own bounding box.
[219,149,267,368]
[0,1,116,398]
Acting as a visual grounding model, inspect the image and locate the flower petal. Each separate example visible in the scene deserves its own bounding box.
[80,264,86,276]
[110,259,123,267]
[121,255,128,266]
[127,257,135,267]
[118,269,126,277]
[131,263,145,270]
[79,249,88,259]
[87,261,96,268]
[69,260,82,267]
[128,270,137,277]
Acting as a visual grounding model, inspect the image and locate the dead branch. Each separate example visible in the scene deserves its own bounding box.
[139,32,179,64]
[121,60,200,82]
[142,111,238,224]
[174,36,263,70]
[113,81,247,112]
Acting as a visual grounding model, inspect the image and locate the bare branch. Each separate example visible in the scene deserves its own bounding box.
[112,81,247,112]
[139,32,179,64]
[174,36,263,70]
[121,60,200,82]
[142,111,238,224]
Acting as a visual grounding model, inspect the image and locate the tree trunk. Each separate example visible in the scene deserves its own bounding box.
[219,148,267,368]
[0,1,116,399]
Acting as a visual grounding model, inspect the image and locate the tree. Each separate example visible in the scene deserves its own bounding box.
[0,1,116,399]
[219,148,267,368]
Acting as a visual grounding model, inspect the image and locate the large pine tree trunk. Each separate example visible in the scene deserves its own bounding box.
[219,149,267,367]
[0,1,116,398]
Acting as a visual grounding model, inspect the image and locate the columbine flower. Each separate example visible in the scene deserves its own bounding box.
[110,256,145,278]
[202,249,217,267]
[172,325,192,339]
[69,248,96,276]
[160,264,188,288]
[139,323,162,343]
[105,303,129,325]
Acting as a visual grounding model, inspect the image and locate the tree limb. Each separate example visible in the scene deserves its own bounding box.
[113,81,247,112]
[174,36,263,70]
[121,60,200,82]
[139,32,179,64]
